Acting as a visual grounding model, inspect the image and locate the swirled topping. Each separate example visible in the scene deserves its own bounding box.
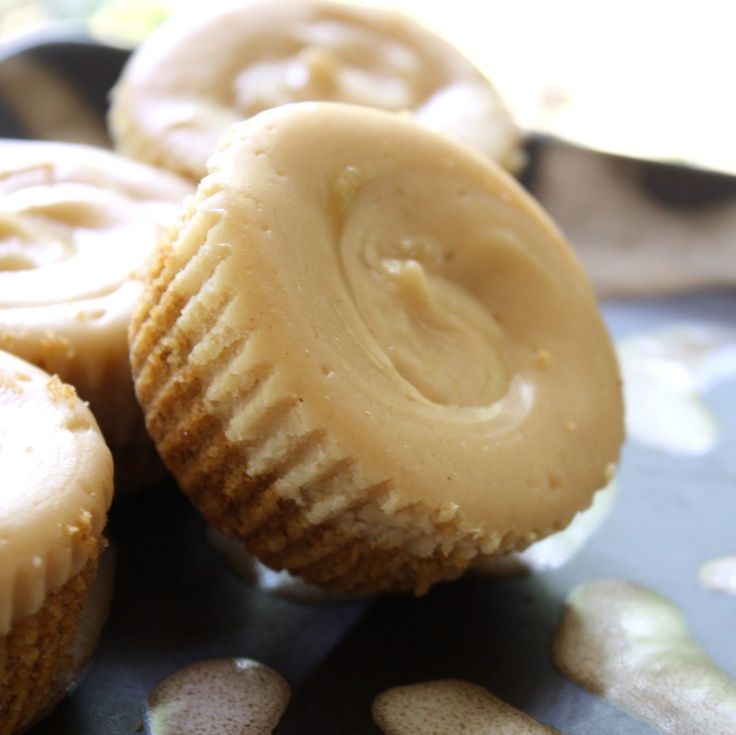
[0,141,192,448]
[168,103,622,542]
[110,0,521,180]
[1,183,167,304]
[0,351,113,635]
[338,168,513,408]
[0,141,191,303]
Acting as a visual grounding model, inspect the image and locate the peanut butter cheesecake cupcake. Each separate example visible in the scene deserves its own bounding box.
[0,140,192,491]
[130,102,623,596]
[109,0,521,181]
[0,350,113,735]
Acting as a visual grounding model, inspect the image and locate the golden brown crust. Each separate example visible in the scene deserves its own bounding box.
[130,212,532,596]
[0,553,100,735]
[143,392,472,596]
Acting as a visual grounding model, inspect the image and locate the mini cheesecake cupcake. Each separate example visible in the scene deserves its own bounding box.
[130,103,623,596]
[109,0,521,181]
[0,140,192,492]
[0,350,113,735]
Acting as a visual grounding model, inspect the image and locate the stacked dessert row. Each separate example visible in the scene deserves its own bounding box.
[0,2,623,732]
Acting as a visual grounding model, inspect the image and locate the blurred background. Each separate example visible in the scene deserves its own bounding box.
[1,0,735,174]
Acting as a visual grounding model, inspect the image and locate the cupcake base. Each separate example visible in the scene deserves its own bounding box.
[129,104,623,597]
[0,554,100,735]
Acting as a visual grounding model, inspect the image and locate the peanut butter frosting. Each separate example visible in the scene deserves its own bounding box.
[0,350,113,636]
[131,103,623,588]
[0,140,192,452]
[109,0,521,181]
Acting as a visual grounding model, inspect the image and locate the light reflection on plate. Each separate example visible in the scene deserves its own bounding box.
[618,323,736,455]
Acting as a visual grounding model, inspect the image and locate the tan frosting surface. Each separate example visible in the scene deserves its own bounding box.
[110,0,520,180]
[0,350,113,635]
[475,478,617,576]
[0,140,192,448]
[174,103,622,548]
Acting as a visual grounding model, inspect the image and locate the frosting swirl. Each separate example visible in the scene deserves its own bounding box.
[0,141,192,453]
